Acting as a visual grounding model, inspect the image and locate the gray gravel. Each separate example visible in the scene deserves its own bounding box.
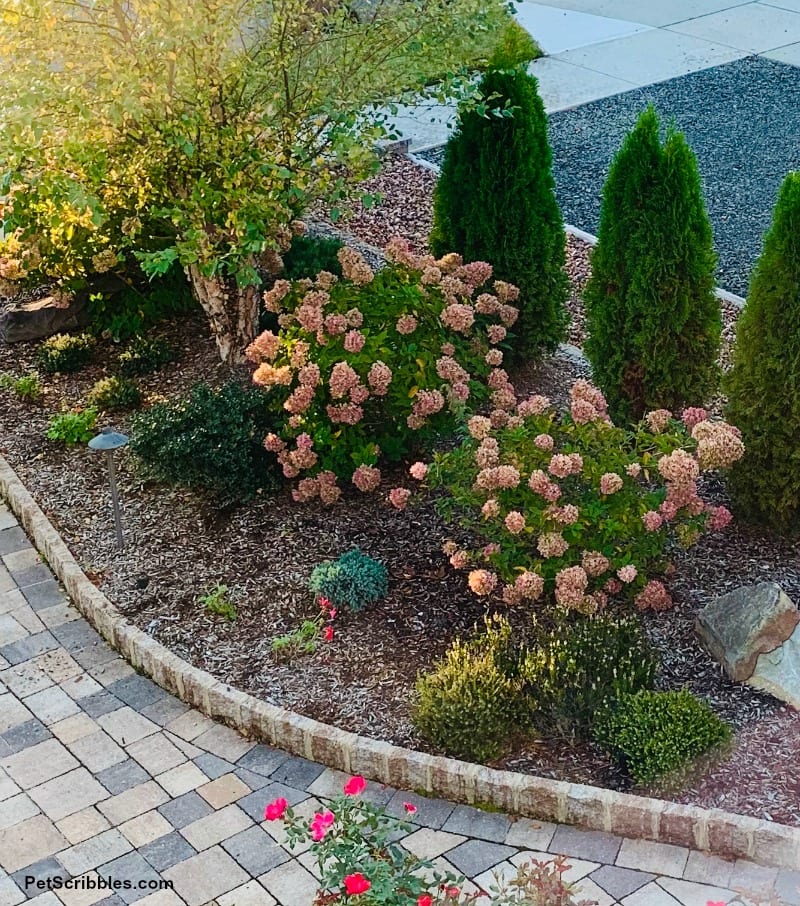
[417,55,800,296]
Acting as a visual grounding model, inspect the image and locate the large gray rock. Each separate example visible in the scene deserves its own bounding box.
[0,294,89,343]
[696,582,799,682]
[748,625,800,708]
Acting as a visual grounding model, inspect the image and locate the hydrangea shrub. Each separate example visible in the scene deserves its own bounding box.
[418,381,743,612]
[247,240,519,502]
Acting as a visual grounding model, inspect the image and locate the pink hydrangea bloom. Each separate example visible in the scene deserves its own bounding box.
[474,293,500,315]
[617,565,638,583]
[264,433,285,453]
[468,415,492,440]
[367,361,392,396]
[338,248,374,284]
[467,569,497,596]
[317,471,341,505]
[449,550,469,569]
[252,363,292,387]
[409,462,428,480]
[396,315,418,335]
[481,498,500,519]
[451,382,470,402]
[514,571,544,600]
[436,357,470,385]
[441,342,456,356]
[681,407,708,430]
[635,580,673,612]
[298,363,321,387]
[352,465,381,492]
[263,279,291,312]
[534,434,554,451]
[599,472,624,495]
[548,454,574,479]
[440,303,475,334]
[343,330,365,353]
[327,403,363,425]
[388,487,411,510]
[458,261,493,288]
[324,313,348,336]
[284,385,315,415]
[517,395,550,417]
[411,390,445,419]
[658,449,699,483]
[493,280,520,303]
[582,550,610,577]
[487,324,507,344]
[245,330,281,363]
[646,409,672,434]
[707,505,733,531]
[642,510,664,532]
[626,462,642,478]
[329,361,360,399]
[345,307,364,328]
[474,465,521,491]
[555,566,589,608]
[504,511,526,534]
[537,532,569,558]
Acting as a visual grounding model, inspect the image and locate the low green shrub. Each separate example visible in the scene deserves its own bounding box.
[0,371,42,401]
[281,235,344,281]
[521,615,657,736]
[37,333,94,374]
[129,381,279,502]
[413,617,525,762]
[198,584,237,622]
[117,336,175,376]
[594,689,731,784]
[46,408,97,445]
[87,376,142,411]
[309,548,388,613]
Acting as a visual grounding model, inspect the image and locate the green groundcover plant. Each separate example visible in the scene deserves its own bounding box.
[263,774,590,904]
[248,240,520,502]
[411,380,742,611]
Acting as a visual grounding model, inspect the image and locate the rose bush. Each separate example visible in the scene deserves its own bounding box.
[246,239,519,502]
[414,381,742,612]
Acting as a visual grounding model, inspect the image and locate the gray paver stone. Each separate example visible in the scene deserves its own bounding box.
[139,832,197,873]
[776,870,800,906]
[157,792,214,829]
[80,692,125,719]
[550,825,623,864]
[268,755,324,790]
[96,759,151,795]
[1,632,59,666]
[105,676,166,711]
[0,527,32,555]
[193,753,235,780]
[163,846,249,906]
[234,768,275,791]
[98,852,163,904]
[1,718,52,754]
[238,782,308,823]
[386,791,455,830]
[235,745,288,778]
[221,826,291,877]
[11,856,67,894]
[139,698,189,728]
[445,839,516,877]
[591,865,655,899]
[442,804,512,843]
[23,581,67,612]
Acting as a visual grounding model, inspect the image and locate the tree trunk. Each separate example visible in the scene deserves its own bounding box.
[187,265,259,364]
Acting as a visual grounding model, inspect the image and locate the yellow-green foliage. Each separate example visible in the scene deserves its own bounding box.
[413,617,525,762]
[37,333,94,374]
[0,0,512,359]
[87,376,142,411]
[594,690,731,784]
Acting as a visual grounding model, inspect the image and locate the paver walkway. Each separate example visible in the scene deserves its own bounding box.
[390,0,800,148]
[0,501,796,906]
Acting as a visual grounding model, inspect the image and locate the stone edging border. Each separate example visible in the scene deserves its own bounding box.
[1,454,797,869]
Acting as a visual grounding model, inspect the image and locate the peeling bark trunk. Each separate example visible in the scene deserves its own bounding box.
[187,265,259,364]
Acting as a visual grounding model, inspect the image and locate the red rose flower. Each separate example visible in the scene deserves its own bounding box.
[343,873,371,895]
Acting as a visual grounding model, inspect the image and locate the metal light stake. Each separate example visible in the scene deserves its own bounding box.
[88,428,130,549]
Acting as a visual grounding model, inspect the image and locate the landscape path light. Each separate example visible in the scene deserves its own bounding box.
[88,427,130,549]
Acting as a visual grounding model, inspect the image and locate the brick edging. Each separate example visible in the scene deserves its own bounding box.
[1,455,797,869]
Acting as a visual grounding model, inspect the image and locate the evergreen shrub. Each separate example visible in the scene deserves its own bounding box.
[583,106,720,423]
[309,548,388,613]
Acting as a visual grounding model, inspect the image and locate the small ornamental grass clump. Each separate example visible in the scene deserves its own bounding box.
[263,774,588,905]
[37,332,94,374]
[413,617,525,762]
[117,336,175,376]
[247,240,519,502]
[522,615,657,736]
[309,548,388,613]
[87,376,142,411]
[594,689,731,784]
[421,380,743,611]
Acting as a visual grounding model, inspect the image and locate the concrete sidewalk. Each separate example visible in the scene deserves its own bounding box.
[390,0,800,149]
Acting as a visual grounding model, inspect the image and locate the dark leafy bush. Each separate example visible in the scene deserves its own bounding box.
[583,106,720,423]
[430,67,568,358]
[309,548,388,612]
[117,336,175,376]
[87,376,142,411]
[47,408,97,445]
[87,265,197,342]
[281,235,344,281]
[594,689,731,783]
[129,381,279,502]
[37,333,94,374]
[521,615,657,736]
[725,172,800,533]
[413,617,526,762]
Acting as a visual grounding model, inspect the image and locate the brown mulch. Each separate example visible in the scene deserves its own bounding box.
[1,154,799,828]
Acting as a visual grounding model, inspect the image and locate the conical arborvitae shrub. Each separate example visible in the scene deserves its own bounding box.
[429,67,568,358]
[583,106,720,423]
[724,172,800,533]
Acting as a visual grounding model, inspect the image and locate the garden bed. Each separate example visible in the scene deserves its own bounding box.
[1,154,799,829]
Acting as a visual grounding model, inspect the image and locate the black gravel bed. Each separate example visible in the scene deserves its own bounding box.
[415,55,800,296]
